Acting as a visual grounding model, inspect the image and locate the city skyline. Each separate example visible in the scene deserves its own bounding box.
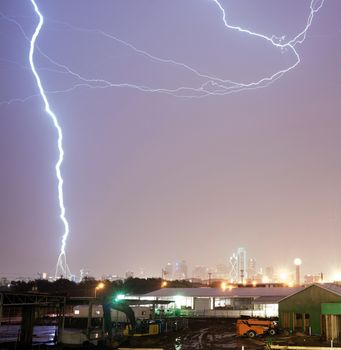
[1,1,341,280]
[0,246,333,284]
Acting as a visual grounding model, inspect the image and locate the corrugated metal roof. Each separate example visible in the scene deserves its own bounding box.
[319,283,341,296]
[253,295,285,304]
[142,287,302,298]
[278,283,341,303]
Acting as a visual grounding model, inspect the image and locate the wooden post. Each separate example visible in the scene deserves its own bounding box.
[303,313,306,334]
[58,302,65,343]
[0,293,3,326]
[18,306,35,348]
[87,301,93,340]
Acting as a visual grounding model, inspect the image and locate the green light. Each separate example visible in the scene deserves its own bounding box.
[114,293,125,302]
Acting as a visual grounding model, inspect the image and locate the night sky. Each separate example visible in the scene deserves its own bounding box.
[0,0,341,280]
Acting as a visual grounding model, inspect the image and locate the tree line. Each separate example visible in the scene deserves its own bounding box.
[7,277,202,297]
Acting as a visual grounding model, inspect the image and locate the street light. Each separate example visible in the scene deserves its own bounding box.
[95,282,105,298]
[161,281,168,288]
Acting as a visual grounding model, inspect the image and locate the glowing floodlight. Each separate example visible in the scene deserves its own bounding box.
[294,258,302,266]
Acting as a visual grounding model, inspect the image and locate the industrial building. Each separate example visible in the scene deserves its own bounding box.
[278,283,341,340]
[132,286,301,318]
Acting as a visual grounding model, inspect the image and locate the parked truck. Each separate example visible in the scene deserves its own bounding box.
[236,318,278,338]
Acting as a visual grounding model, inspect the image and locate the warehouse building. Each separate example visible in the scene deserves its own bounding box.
[133,286,301,318]
[278,283,341,340]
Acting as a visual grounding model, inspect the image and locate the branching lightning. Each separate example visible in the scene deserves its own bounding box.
[28,0,70,279]
[0,0,325,278]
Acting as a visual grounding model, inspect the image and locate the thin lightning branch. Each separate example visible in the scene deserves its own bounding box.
[28,0,70,279]
[1,0,325,101]
[210,0,325,92]
[37,0,325,96]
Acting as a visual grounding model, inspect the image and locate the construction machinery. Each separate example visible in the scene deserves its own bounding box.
[236,318,278,338]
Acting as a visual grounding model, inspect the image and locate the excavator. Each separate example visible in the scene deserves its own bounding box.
[103,299,164,346]
[60,298,161,347]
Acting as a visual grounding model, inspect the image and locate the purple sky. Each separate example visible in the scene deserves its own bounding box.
[0,0,341,280]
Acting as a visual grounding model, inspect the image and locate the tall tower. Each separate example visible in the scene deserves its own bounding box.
[247,258,257,280]
[237,247,247,283]
[174,260,188,280]
[294,258,302,286]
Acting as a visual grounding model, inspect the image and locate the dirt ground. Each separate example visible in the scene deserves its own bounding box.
[1,319,340,349]
[127,318,264,349]
[126,318,341,350]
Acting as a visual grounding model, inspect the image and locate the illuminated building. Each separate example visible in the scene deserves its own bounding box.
[215,264,229,279]
[237,247,247,283]
[265,266,275,282]
[163,263,173,280]
[137,286,302,318]
[174,260,188,280]
[247,258,257,281]
[304,274,322,285]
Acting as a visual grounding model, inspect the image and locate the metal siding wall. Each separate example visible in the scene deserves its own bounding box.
[322,303,341,315]
[279,286,341,335]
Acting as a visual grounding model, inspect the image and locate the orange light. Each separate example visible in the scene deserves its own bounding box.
[96,282,105,290]
[161,281,168,288]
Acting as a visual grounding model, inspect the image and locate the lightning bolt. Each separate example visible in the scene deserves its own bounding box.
[28,0,70,279]
[1,0,325,279]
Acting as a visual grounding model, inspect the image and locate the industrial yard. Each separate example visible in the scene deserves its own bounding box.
[2,317,340,349]
[2,283,341,348]
[119,318,341,350]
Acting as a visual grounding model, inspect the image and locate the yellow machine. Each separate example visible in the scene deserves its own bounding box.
[236,318,278,338]
[123,323,160,337]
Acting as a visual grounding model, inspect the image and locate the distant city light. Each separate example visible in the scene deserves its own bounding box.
[333,272,341,282]
[287,281,294,288]
[279,271,289,282]
[262,276,270,284]
[221,281,227,291]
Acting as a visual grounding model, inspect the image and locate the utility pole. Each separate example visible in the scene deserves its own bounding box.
[208,272,212,286]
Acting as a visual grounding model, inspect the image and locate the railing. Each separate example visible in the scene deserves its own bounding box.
[173,308,269,318]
